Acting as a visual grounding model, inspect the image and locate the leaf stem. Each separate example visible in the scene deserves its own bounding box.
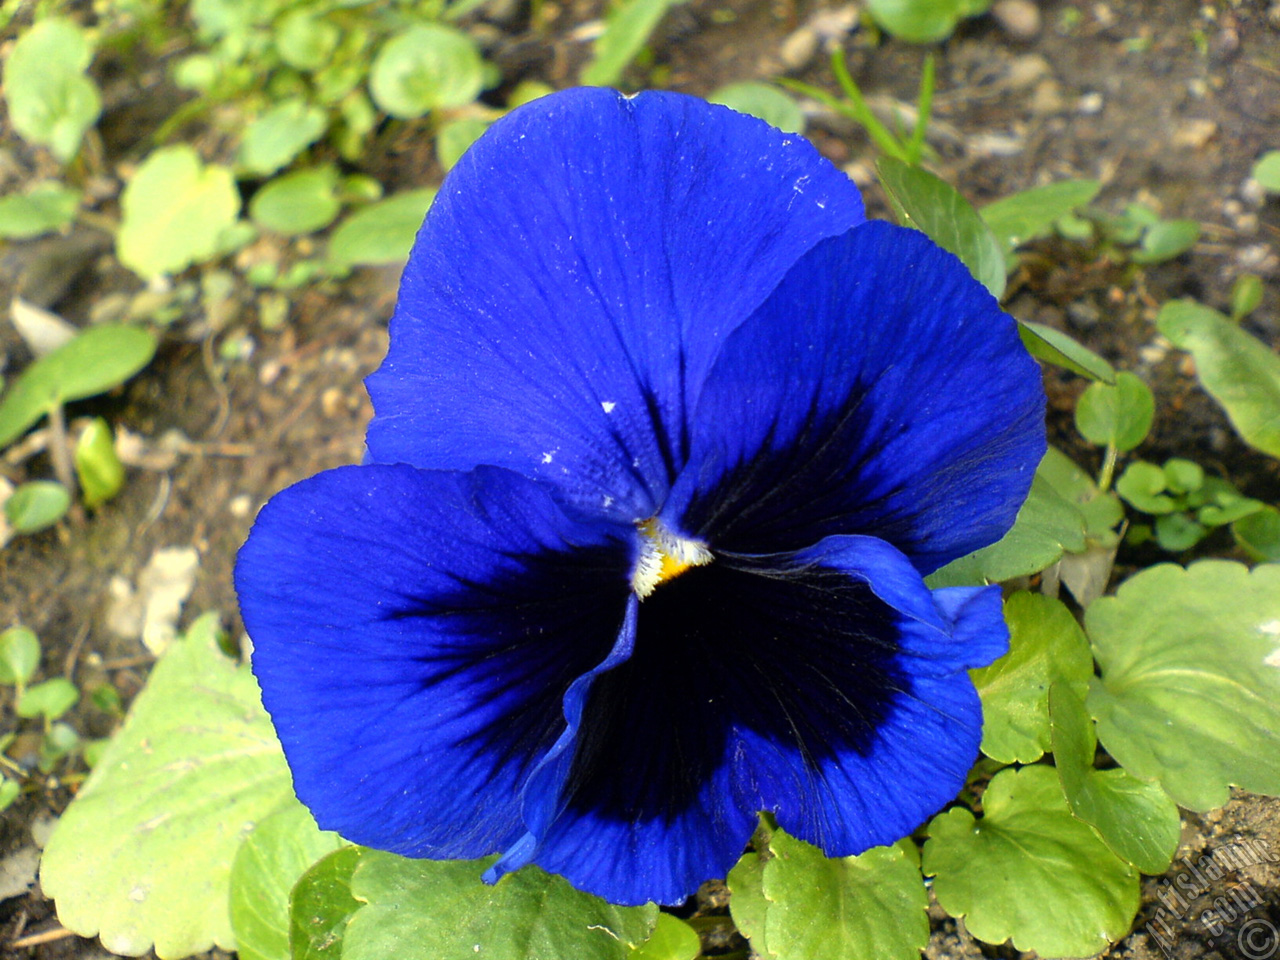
[1098,443,1118,492]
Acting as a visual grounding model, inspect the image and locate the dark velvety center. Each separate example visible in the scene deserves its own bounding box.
[386,541,632,779]
[562,558,906,823]
[678,388,922,557]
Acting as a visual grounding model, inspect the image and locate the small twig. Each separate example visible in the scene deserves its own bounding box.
[62,620,92,682]
[9,925,79,949]
[99,654,155,671]
[45,404,76,494]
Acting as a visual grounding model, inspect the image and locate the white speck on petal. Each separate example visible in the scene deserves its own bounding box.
[541,451,554,464]
[602,495,614,508]
[601,401,616,413]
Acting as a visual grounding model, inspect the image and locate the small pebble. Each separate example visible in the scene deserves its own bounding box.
[993,0,1041,40]
[229,494,252,518]
[1077,92,1104,114]
[779,26,819,71]
[321,387,347,419]
[1172,118,1217,149]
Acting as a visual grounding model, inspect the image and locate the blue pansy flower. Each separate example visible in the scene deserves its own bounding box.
[235,88,1045,907]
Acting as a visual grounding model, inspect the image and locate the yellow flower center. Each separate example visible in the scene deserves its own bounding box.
[630,519,712,599]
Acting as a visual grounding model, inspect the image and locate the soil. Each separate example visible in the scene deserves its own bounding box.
[1,0,1278,958]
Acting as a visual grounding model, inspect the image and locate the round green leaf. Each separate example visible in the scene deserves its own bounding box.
[238,99,329,177]
[0,181,81,239]
[1050,683,1180,874]
[118,145,241,278]
[230,801,345,960]
[726,851,769,955]
[1132,219,1200,264]
[1234,507,1280,563]
[1162,458,1204,495]
[971,592,1094,763]
[0,324,157,449]
[1085,560,1280,810]
[0,778,19,812]
[40,614,294,957]
[2,19,102,162]
[1153,511,1206,551]
[328,189,436,266]
[274,10,341,72]
[629,914,699,960]
[290,846,366,960]
[5,480,71,534]
[755,832,928,960]
[250,167,341,236]
[1115,460,1175,515]
[1074,371,1154,452]
[1158,299,1280,459]
[342,853,656,960]
[876,157,1006,299]
[709,83,804,134]
[1230,273,1264,321]
[436,118,491,172]
[75,417,125,508]
[16,676,79,720]
[1253,151,1280,192]
[0,626,41,687]
[926,472,1086,587]
[369,25,484,119]
[866,0,990,43]
[924,765,1140,958]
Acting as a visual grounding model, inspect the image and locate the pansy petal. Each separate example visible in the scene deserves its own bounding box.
[666,220,1046,573]
[234,463,632,858]
[365,88,866,522]
[507,538,1002,905]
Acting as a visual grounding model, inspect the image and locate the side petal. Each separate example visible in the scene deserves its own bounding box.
[233,464,633,858]
[666,220,1046,573]
[503,538,1004,906]
[365,88,866,522]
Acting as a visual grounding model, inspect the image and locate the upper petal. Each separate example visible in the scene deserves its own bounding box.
[665,220,1046,573]
[233,463,633,858]
[364,88,866,522]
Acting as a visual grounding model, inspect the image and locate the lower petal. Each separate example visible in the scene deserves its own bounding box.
[234,463,633,858]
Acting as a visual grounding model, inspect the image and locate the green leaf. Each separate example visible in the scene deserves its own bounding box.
[238,99,329,177]
[924,765,1140,958]
[1132,218,1200,264]
[1018,320,1116,383]
[752,832,928,960]
[5,481,71,534]
[726,851,769,955]
[436,118,491,172]
[1234,507,1280,563]
[0,626,41,687]
[0,324,157,449]
[1086,560,1280,810]
[708,82,804,133]
[1253,151,1280,192]
[250,167,341,236]
[0,778,19,812]
[971,592,1093,763]
[866,0,990,42]
[1157,299,1280,458]
[1162,457,1204,494]
[328,189,436,266]
[1115,460,1176,515]
[290,846,365,960]
[342,853,656,960]
[629,914,700,960]
[1154,512,1206,551]
[876,157,1006,299]
[40,613,294,958]
[0,181,81,239]
[75,417,125,508]
[1230,274,1264,321]
[370,25,484,119]
[981,180,1101,254]
[275,9,341,72]
[2,19,102,162]
[580,0,684,87]
[16,676,79,720]
[1036,445,1123,541]
[1074,371,1154,452]
[118,146,241,278]
[230,801,345,960]
[1049,683,1180,874]
[926,472,1086,587]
